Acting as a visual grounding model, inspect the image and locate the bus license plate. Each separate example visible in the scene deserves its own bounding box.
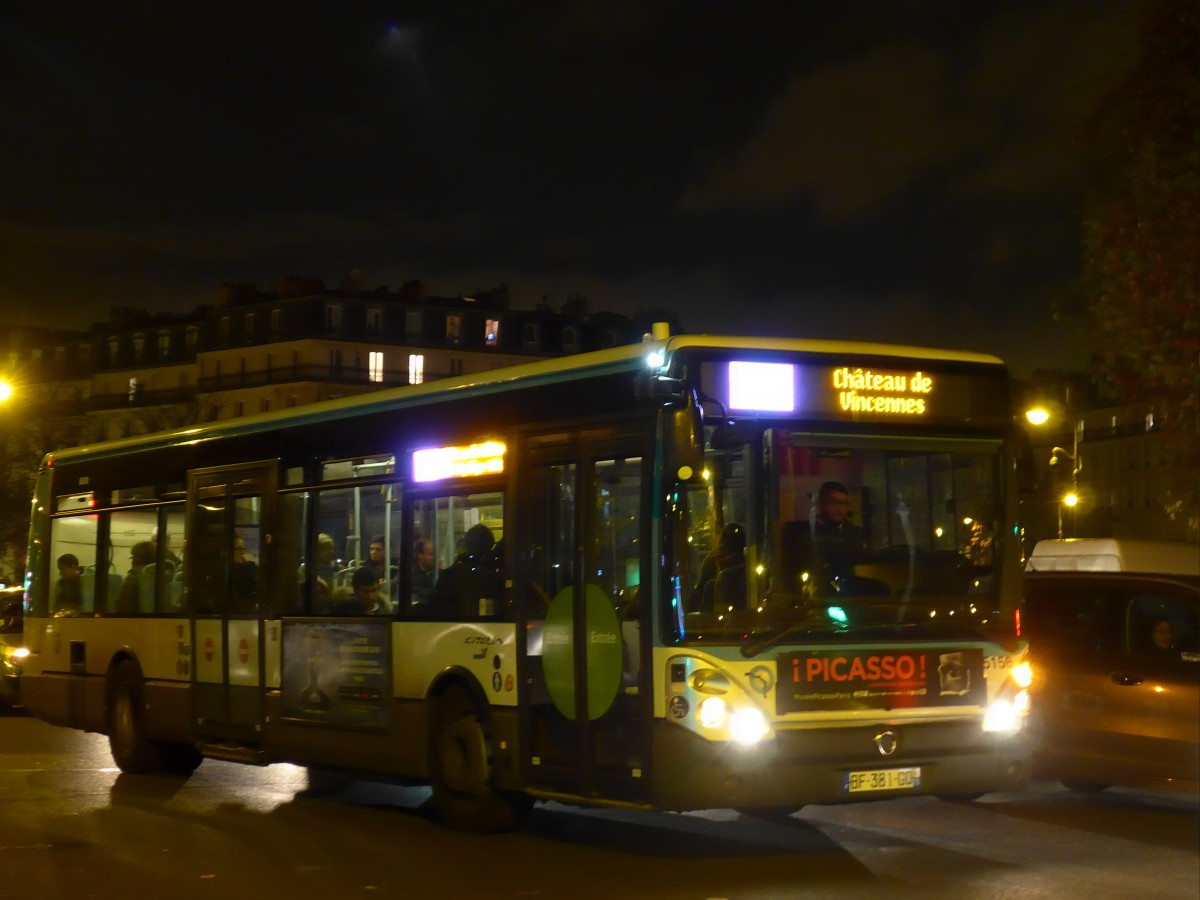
[843,767,921,794]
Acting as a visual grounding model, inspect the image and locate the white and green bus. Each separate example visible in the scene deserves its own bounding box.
[20,328,1032,829]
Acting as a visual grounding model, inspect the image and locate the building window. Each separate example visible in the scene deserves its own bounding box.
[271,307,282,332]
[406,310,423,337]
[132,334,145,361]
[185,327,198,354]
[157,331,171,359]
[562,326,579,352]
[329,349,343,377]
[79,342,91,363]
[54,345,67,363]
[601,329,617,348]
[220,316,231,341]
[449,357,463,376]
[486,319,500,347]
[368,307,383,335]
[408,354,424,385]
[446,314,462,343]
[245,311,256,337]
[325,303,343,332]
[260,398,271,413]
[522,322,540,348]
[369,351,384,383]
[107,337,119,364]
[128,377,138,403]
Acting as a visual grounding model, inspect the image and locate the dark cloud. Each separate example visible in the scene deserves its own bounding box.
[0,0,1145,373]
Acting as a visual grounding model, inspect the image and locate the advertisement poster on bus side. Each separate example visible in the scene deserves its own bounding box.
[281,620,391,729]
[776,647,985,713]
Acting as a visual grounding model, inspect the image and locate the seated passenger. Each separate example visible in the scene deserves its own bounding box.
[694,523,747,612]
[331,566,391,615]
[54,553,83,615]
[115,541,156,614]
[1149,617,1175,656]
[431,523,501,619]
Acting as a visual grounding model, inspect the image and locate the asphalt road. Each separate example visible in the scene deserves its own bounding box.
[2,709,1196,900]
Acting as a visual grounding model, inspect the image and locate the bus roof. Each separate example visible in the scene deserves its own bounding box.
[1026,538,1199,576]
[42,332,1007,467]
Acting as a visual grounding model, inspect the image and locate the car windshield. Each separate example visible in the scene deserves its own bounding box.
[672,428,1005,649]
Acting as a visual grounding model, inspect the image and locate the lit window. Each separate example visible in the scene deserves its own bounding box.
[128,377,138,402]
[486,319,500,347]
[369,351,384,383]
[409,354,425,385]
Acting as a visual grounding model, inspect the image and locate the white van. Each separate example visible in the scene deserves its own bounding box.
[1026,538,1199,576]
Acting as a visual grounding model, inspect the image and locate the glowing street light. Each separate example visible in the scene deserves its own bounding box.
[0,381,11,403]
[1025,407,1050,426]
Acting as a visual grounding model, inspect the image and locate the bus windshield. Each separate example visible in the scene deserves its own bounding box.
[676,427,1006,648]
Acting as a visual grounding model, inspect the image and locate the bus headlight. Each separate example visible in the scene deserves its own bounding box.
[1011,661,1033,688]
[729,707,769,745]
[982,689,1029,733]
[698,696,726,729]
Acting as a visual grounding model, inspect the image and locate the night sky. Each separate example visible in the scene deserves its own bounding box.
[1,1,1143,373]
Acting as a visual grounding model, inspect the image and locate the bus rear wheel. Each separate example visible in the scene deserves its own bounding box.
[429,684,524,832]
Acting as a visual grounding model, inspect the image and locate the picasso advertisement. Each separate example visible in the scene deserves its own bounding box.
[777,647,986,713]
[281,620,391,728]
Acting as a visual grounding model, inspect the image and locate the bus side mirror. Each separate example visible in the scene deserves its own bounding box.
[670,393,704,483]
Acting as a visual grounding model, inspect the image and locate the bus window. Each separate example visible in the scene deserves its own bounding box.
[409,491,504,620]
[108,507,160,614]
[50,513,98,616]
[277,491,308,615]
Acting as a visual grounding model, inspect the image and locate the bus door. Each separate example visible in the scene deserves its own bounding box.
[187,461,275,744]
[518,426,652,804]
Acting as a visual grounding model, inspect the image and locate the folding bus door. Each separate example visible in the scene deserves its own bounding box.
[187,460,276,745]
[517,426,653,804]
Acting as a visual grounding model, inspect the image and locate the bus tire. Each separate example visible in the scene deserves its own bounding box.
[108,660,165,774]
[428,684,522,832]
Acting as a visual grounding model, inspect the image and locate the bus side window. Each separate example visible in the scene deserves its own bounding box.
[50,513,98,616]
[276,491,307,615]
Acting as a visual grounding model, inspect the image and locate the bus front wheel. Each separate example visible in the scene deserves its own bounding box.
[108,660,202,776]
[429,684,524,832]
[108,660,165,774]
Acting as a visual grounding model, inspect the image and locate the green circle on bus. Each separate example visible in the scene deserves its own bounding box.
[542,583,623,720]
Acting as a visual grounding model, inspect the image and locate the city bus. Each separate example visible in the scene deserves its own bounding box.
[19,327,1033,830]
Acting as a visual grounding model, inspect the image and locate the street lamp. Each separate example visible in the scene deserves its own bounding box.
[1049,419,1083,538]
[0,381,11,403]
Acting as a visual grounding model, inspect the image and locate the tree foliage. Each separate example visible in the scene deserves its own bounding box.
[1080,0,1200,533]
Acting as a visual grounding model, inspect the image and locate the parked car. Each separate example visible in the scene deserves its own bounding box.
[0,588,26,709]
[1022,539,1199,793]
